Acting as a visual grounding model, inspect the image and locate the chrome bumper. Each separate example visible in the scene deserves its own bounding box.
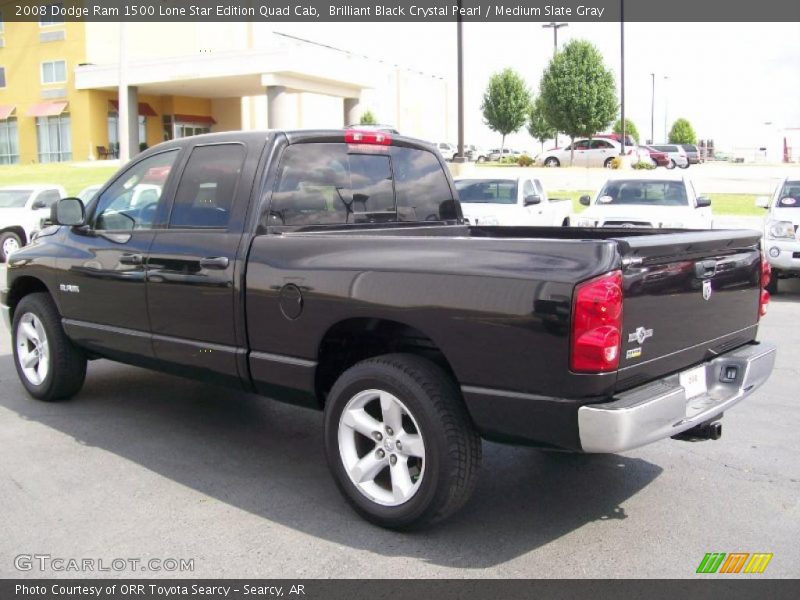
[578,342,777,453]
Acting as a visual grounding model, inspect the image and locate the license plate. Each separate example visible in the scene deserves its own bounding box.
[680,366,707,399]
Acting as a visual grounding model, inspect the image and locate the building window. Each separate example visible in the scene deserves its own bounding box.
[175,123,211,139]
[41,60,67,84]
[40,4,65,26]
[108,112,147,153]
[0,117,19,165]
[0,67,5,88]
[36,114,71,162]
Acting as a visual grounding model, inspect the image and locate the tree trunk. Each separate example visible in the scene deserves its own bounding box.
[500,135,506,159]
[569,136,575,166]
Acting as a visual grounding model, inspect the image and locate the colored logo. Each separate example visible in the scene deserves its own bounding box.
[696,552,773,574]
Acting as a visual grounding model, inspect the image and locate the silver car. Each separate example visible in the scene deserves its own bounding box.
[649,144,690,169]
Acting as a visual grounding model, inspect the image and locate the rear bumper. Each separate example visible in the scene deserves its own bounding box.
[578,342,776,453]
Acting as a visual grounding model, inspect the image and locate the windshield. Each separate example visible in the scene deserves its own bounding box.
[596,180,689,206]
[0,190,31,208]
[777,181,800,207]
[455,179,517,204]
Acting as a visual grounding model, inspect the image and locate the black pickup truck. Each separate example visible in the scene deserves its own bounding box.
[2,130,776,529]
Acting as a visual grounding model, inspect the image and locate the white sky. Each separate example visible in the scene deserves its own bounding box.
[271,21,800,152]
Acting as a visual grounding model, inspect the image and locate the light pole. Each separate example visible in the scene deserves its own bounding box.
[454,0,467,163]
[619,0,625,156]
[663,75,669,142]
[541,22,568,56]
[650,73,655,144]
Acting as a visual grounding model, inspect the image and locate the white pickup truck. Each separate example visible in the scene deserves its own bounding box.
[454,176,572,226]
[0,185,66,261]
[758,177,800,294]
[572,176,713,230]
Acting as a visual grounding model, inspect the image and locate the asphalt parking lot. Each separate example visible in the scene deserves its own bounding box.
[0,271,798,579]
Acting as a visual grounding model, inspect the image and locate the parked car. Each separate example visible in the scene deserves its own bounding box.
[757,177,800,294]
[434,143,458,161]
[649,144,690,169]
[536,138,624,168]
[2,129,775,529]
[0,185,66,261]
[680,144,702,165]
[345,124,399,134]
[642,145,671,168]
[77,184,103,204]
[488,148,522,162]
[454,177,572,226]
[465,145,489,163]
[572,176,713,229]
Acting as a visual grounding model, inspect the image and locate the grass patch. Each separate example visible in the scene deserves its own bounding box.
[549,191,763,216]
[0,163,120,196]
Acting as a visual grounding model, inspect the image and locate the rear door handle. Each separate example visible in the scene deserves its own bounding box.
[199,256,229,270]
[119,253,143,266]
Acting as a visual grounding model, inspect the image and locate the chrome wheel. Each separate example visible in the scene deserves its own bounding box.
[2,236,20,257]
[338,389,426,507]
[16,313,50,386]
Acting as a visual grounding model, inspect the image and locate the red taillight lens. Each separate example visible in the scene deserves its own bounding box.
[344,130,392,146]
[571,270,623,373]
[759,255,771,319]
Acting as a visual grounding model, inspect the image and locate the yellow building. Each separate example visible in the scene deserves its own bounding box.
[0,19,450,165]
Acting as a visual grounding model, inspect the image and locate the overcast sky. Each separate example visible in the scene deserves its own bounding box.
[270,21,800,152]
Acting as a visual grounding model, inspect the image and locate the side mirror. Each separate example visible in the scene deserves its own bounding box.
[579,195,591,206]
[524,194,541,206]
[696,196,712,208]
[31,200,47,210]
[755,196,770,209]
[54,197,86,227]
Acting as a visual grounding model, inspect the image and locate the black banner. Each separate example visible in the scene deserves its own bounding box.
[2,0,799,22]
[4,579,800,600]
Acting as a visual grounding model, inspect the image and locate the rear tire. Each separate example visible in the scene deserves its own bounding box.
[12,293,87,402]
[766,270,779,295]
[666,159,677,170]
[0,231,22,262]
[544,157,560,168]
[324,353,481,530]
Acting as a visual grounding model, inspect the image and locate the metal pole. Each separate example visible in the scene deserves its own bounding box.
[619,0,625,156]
[455,0,465,162]
[118,21,129,163]
[650,73,655,144]
[663,76,669,141]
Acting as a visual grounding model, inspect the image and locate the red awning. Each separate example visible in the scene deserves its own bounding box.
[108,100,158,117]
[27,101,68,117]
[0,105,15,120]
[174,114,216,125]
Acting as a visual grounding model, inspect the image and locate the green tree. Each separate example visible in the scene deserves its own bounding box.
[613,118,640,143]
[539,40,618,164]
[359,110,378,125]
[481,68,531,154]
[668,118,697,144]
[527,97,557,152]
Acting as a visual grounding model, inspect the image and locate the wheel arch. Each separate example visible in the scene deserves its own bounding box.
[1,226,28,246]
[6,276,55,321]
[315,317,459,405]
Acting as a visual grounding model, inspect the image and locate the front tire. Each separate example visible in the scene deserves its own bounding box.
[324,354,481,530]
[603,157,615,169]
[666,159,677,170]
[0,231,22,262]
[766,269,779,295]
[12,293,87,402]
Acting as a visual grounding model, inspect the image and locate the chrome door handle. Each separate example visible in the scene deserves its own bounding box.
[199,256,229,270]
[119,253,143,266]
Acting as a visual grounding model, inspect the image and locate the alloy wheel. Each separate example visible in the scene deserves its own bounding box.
[16,313,50,386]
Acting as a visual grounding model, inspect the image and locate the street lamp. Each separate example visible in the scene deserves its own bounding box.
[619,0,625,156]
[650,73,655,144]
[541,22,568,56]
[453,0,467,163]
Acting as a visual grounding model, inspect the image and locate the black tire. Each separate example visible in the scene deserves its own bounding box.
[603,157,614,169]
[0,231,23,262]
[766,270,779,295]
[544,157,560,168]
[678,162,690,169]
[666,159,677,170]
[11,293,87,402]
[324,353,481,530]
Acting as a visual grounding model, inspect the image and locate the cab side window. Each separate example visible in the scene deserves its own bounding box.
[169,144,246,229]
[93,150,179,231]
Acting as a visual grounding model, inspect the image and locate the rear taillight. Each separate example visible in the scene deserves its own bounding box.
[570,270,623,373]
[759,255,771,318]
[344,130,392,145]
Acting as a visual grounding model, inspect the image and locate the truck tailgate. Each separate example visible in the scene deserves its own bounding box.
[613,230,763,391]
